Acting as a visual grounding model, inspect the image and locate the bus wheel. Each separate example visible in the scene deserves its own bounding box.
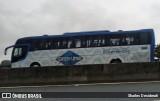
[30,63,41,67]
[110,59,122,64]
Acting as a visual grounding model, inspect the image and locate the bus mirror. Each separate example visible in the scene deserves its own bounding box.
[5,44,30,55]
[5,47,9,55]
[4,45,14,55]
[4,49,7,55]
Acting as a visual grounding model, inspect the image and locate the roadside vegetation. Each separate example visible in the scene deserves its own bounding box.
[155,44,160,60]
[0,60,11,68]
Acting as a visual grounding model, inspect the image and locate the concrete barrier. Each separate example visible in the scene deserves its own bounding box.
[0,62,159,87]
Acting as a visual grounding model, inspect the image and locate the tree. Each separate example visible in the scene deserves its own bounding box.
[1,60,11,67]
[155,44,160,59]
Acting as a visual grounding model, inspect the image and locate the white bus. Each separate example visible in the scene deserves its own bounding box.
[5,29,155,68]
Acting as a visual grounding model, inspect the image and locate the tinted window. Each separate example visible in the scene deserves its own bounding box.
[39,39,48,49]
[122,33,139,45]
[20,31,152,51]
[109,34,122,46]
[30,38,48,50]
[30,39,40,51]
[68,37,81,48]
[48,38,69,49]
[139,33,151,44]
[82,35,106,47]
[47,39,57,49]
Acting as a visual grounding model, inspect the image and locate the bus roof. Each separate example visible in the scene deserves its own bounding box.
[18,29,154,40]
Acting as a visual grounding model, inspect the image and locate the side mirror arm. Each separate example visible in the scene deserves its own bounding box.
[4,45,14,55]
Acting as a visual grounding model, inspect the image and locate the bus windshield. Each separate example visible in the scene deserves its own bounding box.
[5,44,29,63]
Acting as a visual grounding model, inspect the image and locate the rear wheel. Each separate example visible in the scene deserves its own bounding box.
[110,59,122,64]
[30,63,41,67]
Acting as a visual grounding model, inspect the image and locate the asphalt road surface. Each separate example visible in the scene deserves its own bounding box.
[1,81,160,101]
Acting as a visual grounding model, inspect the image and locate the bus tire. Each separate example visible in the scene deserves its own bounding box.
[30,62,41,67]
[110,59,122,64]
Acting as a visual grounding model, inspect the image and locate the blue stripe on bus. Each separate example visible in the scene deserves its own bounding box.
[150,29,155,61]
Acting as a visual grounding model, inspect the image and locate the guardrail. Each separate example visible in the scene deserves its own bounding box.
[0,62,159,87]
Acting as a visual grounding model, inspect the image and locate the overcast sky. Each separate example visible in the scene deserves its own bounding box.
[0,0,160,61]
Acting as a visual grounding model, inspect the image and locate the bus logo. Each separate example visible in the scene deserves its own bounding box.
[56,51,83,65]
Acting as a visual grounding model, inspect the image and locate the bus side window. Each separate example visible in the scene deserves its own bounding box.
[110,38,120,46]
[39,39,48,50]
[122,37,128,45]
[134,33,139,45]
[109,34,122,46]
[81,41,86,48]
[87,36,95,47]
[93,39,103,47]
[81,37,87,48]
[48,39,58,49]
[70,40,76,48]
[57,40,67,49]
[99,38,105,46]
[31,39,41,51]
[62,41,67,48]
[105,36,110,46]
[86,37,92,47]
[54,42,59,49]
[86,39,89,47]
[139,33,150,45]
[75,39,81,48]
[125,37,131,45]
[122,34,138,45]
[97,36,105,47]
[59,41,63,49]
[90,39,96,47]
[68,40,72,48]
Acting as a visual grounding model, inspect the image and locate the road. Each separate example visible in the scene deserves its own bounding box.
[1,81,160,101]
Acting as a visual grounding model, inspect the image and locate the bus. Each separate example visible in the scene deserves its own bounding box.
[5,29,155,68]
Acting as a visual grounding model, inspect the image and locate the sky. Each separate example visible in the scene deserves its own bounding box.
[0,0,160,61]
